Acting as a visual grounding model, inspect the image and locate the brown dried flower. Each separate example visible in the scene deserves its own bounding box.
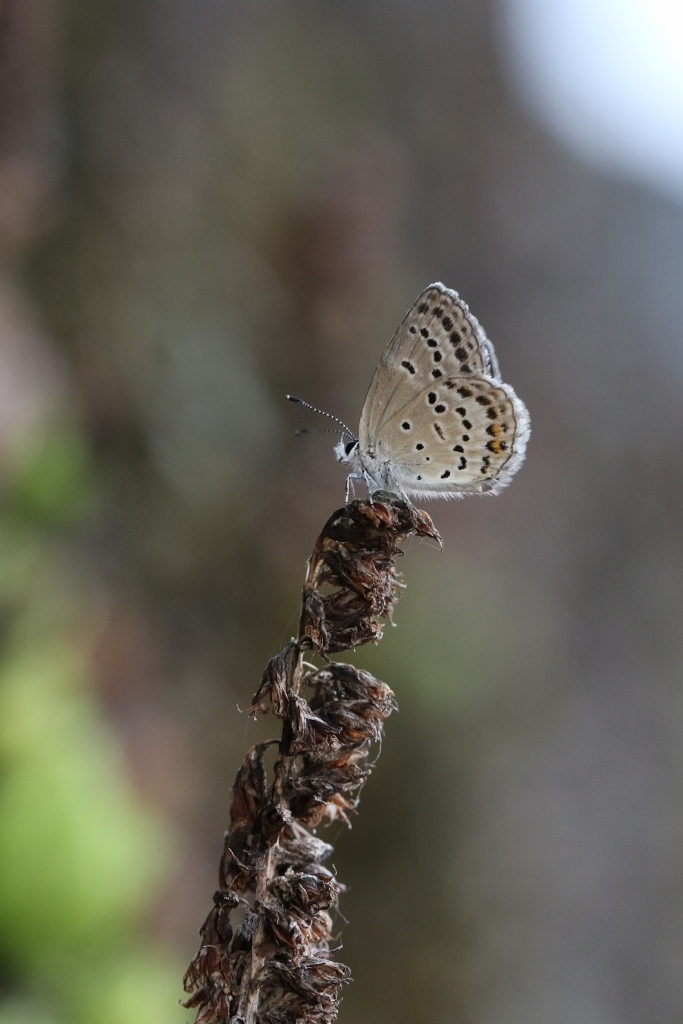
[183,493,440,1023]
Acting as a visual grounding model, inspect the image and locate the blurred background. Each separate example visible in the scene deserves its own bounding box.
[1,1,683,1022]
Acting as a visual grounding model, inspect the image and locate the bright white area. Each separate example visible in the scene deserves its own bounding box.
[500,0,683,202]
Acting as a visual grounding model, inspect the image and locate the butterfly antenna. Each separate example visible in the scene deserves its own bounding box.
[294,427,346,437]
[286,395,357,441]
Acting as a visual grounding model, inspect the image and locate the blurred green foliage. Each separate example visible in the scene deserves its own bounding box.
[0,429,184,1024]
[6,431,94,527]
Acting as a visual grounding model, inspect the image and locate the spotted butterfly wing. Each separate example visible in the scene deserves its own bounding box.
[360,283,499,442]
[357,283,530,498]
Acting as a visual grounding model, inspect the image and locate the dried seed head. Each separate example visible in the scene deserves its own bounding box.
[184,497,433,1023]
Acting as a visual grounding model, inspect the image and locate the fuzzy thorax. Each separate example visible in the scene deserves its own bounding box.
[334,438,401,497]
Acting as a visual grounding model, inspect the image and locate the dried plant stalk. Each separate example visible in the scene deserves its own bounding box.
[183,492,440,1024]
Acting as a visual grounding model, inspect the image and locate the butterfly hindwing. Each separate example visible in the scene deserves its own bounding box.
[370,375,530,497]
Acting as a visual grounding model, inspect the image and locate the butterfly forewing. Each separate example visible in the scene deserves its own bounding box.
[372,375,529,496]
[359,283,500,447]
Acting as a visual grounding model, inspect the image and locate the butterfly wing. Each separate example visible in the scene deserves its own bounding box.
[354,282,530,498]
[371,375,530,497]
[359,282,500,450]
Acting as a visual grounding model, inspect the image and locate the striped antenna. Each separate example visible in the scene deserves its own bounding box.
[286,395,357,441]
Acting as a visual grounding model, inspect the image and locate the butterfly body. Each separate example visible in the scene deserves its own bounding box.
[336,283,530,501]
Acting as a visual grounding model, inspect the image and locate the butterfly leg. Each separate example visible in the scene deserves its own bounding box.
[344,473,353,505]
[345,472,366,505]
[362,470,374,505]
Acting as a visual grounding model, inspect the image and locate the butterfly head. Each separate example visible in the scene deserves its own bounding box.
[334,437,360,469]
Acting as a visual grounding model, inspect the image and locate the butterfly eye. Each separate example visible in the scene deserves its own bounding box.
[344,440,358,456]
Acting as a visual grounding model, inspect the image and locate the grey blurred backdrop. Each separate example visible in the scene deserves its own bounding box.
[1,1,683,1023]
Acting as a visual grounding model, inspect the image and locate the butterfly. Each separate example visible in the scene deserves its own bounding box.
[290,283,530,502]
